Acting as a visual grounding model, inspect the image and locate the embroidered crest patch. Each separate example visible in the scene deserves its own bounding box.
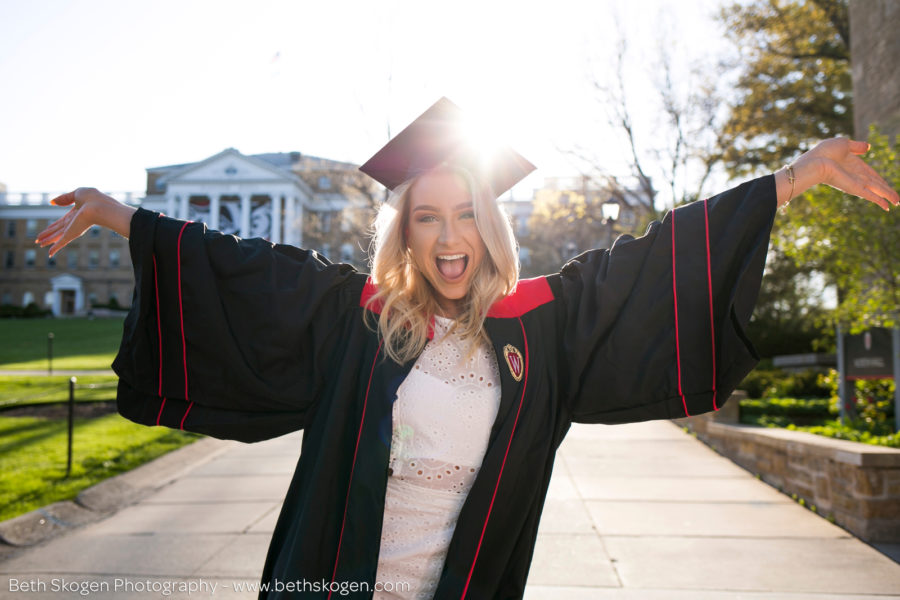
[504,344,524,382]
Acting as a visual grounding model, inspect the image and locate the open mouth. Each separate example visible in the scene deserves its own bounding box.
[435,254,468,282]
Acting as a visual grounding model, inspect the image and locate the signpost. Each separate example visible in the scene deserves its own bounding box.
[837,327,897,431]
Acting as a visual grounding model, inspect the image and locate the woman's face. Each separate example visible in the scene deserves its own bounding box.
[406,169,486,317]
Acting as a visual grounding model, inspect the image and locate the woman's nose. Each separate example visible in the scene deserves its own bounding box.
[439,220,459,244]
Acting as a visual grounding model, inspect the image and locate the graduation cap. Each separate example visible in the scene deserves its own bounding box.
[359,97,536,198]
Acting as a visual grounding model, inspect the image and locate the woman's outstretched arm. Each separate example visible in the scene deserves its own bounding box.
[35,187,136,256]
[774,138,899,209]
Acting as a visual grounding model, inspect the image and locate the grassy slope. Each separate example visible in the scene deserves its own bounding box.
[0,317,205,523]
[0,375,119,408]
[0,317,124,370]
[0,413,200,522]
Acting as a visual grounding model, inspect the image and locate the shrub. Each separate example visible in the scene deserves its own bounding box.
[0,303,51,319]
[818,369,895,423]
[739,368,831,399]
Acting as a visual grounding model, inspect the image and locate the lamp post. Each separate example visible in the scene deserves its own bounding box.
[601,200,620,248]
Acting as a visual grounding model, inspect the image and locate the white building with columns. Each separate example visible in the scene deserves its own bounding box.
[0,149,376,316]
[142,148,312,246]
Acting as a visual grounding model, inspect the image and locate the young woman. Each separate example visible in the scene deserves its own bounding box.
[36,98,898,599]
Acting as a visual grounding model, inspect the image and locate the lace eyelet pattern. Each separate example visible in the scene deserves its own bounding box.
[375,316,501,599]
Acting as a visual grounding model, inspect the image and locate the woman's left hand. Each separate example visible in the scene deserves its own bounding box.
[776,138,899,209]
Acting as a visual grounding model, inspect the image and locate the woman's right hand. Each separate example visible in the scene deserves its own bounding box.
[35,187,137,257]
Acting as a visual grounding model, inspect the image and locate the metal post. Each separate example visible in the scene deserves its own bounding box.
[836,325,848,424]
[47,332,54,375]
[65,376,76,478]
[893,327,900,434]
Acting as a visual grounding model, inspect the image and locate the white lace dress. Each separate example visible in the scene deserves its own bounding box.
[374,316,501,599]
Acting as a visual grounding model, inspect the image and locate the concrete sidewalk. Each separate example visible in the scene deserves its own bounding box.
[2,420,899,599]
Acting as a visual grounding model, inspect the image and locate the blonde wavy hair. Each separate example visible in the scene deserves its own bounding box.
[366,166,520,364]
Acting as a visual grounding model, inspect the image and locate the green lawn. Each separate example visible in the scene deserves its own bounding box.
[0,317,124,370]
[0,317,205,523]
[0,413,200,522]
[0,375,119,409]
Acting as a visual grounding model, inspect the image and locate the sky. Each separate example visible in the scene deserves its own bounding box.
[0,0,732,205]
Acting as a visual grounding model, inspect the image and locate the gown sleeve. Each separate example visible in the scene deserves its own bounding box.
[557,174,777,424]
[112,208,359,442]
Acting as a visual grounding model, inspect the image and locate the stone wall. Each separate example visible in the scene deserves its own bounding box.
[676,396,900,543]
[850,0,900,139]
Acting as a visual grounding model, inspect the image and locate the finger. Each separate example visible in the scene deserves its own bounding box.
[50,191,76,207]
[48,225,76,257]
[35,210,76,243]
[848,140,871,155]
[38,229,65,248]
[861,182,892,211]
[47,209,92,256]
[828,168,891,210]
[865,176,900,208]
[36,210,74,237]
[850,154,900,205]
[37,215,75,246]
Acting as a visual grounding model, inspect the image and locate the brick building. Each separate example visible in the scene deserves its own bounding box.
[0,149,379,316]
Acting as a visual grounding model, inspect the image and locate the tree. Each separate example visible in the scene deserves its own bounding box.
[579,30,726,212]
[713,0,855,356]
[294,163,382,270]
[744,243,834,357]
[520,179,648,277]
[717,0,852,178]
[776,128,900,331]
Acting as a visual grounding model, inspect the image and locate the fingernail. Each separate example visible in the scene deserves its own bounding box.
[867,143,871,151]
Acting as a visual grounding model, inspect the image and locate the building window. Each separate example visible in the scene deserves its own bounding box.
[67,251,79,269]
[47,254,57,268]
[109,249,120,268]
[22,291,34,307]
[89,225,102,238]
[2,292,12,305]
[88,249,100,269]
[88,293,98,307]
[340,243,354,263]
[4,251,13,269]
[318,176,332,190]
[6,221,15,238]
[320,213,331,233]
[24,249,36,268]
[26,219,38,238]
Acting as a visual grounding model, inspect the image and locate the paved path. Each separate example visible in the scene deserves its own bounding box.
[2,420,899,599]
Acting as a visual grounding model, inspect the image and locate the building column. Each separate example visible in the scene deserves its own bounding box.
[74,287,84,315]
[210,194,220,230]
[284,194,296,246]
[166,195,176,218]
[240,194,251,238]
[295,198,304,248]
[180,195,190,220]
[271,194,282,244]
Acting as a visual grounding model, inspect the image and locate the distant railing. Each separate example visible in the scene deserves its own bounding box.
[0,191,144,206]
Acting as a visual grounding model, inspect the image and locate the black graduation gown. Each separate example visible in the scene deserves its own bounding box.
[113,174,777,599]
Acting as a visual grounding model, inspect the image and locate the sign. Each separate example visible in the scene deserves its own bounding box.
[844,327,893,379]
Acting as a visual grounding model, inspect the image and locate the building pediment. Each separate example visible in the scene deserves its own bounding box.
[161,149,302,185]
[50,274,82,287]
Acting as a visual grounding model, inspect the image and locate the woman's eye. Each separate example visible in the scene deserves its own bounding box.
[419,215,437,223]
[460,211,475,220]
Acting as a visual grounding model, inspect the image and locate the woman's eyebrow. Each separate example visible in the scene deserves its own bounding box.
[412,202,473,212]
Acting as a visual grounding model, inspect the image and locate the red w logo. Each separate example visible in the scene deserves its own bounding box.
[504,344,524,381]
